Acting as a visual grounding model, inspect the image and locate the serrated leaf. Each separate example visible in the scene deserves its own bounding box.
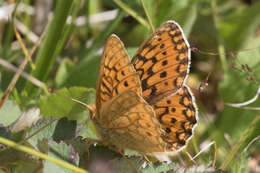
[43,140,79,173]
[27,118,76,147]
[108,157,215,173]
[176,165,216,173]
[40,87,95,121]
[141,161,180,173]
[27,117,97,153]
[27,118,59,148]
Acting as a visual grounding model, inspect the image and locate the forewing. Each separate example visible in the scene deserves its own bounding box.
[96,35,141,114]
[132,21,190,104]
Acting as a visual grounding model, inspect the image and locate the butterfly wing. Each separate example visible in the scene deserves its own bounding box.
[99,90,166,153]
[132,21,198,152]
[132,21,190,104]
[96,34,142,116]
[152,85,198,151]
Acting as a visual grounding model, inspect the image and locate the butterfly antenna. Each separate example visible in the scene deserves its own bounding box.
[70,98,96,116]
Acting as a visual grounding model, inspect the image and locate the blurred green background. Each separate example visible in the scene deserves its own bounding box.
[0,0,259,172]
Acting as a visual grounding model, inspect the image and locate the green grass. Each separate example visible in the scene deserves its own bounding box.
[0,0,260,172]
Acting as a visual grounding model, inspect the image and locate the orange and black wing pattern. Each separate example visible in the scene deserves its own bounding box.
[152,85,197,151]
[132,21,198,152]
[96,34,141,115]
[132,21,190,105]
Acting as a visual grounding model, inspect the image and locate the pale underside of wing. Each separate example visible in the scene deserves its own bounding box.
[132,21,190,105]
[96,34,141,115]
[152,85,198,152]
[98,91,167,153]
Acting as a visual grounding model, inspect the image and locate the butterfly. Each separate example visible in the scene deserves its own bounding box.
[90,20,198,161]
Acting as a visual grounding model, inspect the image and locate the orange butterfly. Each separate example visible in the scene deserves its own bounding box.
[90,21,198,161]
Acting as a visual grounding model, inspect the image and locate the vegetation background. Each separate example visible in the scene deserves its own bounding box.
[0,0,259,172]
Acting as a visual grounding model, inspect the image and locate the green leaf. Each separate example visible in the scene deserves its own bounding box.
[109,157,217,173]
[27,118,59,148]
[27,118,96,150]
[178,165,216,173]
[62,56,100,88]
[52,118,77,141]
[40,87,95,121]
[76,121,97,139]
[0,100,21,126]
[43,140,79,173]
[55,58,75,88]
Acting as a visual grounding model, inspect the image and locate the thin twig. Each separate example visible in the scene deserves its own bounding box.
[0,58,46,89]
[186,141,217,167]
[0,4,47,109]
[15,18,39,43]
[185,152,196,164]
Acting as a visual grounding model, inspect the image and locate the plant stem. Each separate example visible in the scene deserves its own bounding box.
[211,0,228,71]
[25,0,74,96]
